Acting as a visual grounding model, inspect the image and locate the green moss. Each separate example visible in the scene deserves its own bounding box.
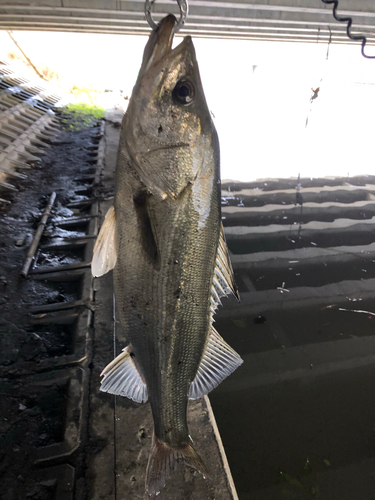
[59,103,105,131]
[64,102,105,119]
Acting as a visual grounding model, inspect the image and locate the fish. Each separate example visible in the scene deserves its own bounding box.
[91,14,243,497]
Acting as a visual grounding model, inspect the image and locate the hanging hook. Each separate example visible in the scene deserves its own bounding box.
[145,0,189,32]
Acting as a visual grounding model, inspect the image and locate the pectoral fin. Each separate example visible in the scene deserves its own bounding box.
[92,205,117,277]
[188,326,243,400]
[100,345,148,403]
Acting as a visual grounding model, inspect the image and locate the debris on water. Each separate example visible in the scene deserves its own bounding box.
[279,471,303,488]
[19,403,26,411]
[254,315,266,324]
[15,238,25,246]
[277,282,290,293]
[288,260,299,263]
[311,242,317,246]
[338,308,375,317]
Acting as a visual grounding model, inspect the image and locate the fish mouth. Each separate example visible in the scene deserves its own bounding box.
[141,14,191,75]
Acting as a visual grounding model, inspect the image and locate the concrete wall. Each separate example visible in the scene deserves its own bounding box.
[0,0,374,44]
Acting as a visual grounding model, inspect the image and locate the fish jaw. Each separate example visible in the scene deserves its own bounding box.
[139,14,176,78]
[119,17,213,201]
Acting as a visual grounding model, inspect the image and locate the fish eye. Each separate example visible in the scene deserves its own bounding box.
[173,79,195,105]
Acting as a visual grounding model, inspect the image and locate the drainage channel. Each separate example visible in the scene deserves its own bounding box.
[0,58,63,200]
[0,103,105,499]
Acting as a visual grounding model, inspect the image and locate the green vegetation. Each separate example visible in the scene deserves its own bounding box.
[59,102,105,131]
[64,102,105,119]
[69,84,103,106]
[58,83,106,131]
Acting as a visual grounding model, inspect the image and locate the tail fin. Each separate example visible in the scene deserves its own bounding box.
[145,434,208,497]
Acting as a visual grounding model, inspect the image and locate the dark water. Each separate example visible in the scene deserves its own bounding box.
[210,177,375,500]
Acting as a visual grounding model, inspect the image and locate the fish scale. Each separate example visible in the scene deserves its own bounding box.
[92,14,243,497]
[147,190,215,439]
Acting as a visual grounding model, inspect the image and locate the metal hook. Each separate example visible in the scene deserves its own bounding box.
[145,0,189,32]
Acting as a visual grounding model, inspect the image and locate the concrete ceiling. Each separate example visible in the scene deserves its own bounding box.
[0,0,374,46]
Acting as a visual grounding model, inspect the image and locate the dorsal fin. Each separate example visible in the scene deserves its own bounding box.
[92,205,117,277]
[100,345,148,403]
[188,326,243,400]
[215,223,240,301]
[210,223,240,317]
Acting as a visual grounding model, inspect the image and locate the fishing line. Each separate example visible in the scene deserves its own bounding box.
[305,27,331,129]
[286,173,304,244]
[289,29,333,245]
[320,0,375,59]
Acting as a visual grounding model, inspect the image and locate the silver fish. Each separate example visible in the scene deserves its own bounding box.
[92,14,242,497]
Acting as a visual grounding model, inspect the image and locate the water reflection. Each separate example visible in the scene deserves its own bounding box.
[212,175,375,500]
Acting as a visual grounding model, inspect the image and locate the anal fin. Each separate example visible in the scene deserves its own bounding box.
[100,345,148,403]
[188,326,243,400]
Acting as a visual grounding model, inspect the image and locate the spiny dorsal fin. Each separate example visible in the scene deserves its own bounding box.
[100,345,148,403]
[214,223,240,302]
[92,205,117,277]
[188,326,243,400]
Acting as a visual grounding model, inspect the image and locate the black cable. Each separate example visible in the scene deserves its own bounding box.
[321,0,375,59]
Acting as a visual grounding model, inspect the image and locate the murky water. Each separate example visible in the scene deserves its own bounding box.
[211,177,375,500]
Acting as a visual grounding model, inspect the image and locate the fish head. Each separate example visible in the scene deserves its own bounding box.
[123,15,215,200]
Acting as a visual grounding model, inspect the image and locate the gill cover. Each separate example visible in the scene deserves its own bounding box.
[121,15,213,201]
